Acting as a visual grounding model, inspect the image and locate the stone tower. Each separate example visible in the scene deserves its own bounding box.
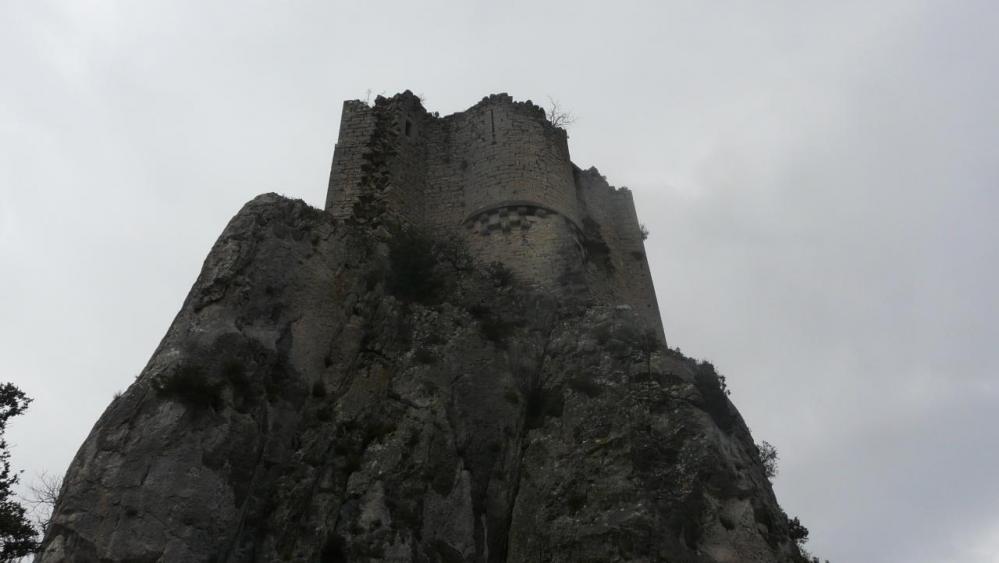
[326,91,662,333]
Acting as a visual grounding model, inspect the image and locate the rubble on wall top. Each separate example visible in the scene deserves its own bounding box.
[467,93,551,126]
[347,90,564,132]
[574,165,632,195]
[345,90,427,113]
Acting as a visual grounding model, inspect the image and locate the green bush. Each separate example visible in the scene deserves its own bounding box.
[0,383,39,558]
[434,234,474,274]
[788,515,809,544]
[757,440,779,480]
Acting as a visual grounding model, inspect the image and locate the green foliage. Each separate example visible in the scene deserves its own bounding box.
[717,373,731,396]
[434,234,475,274]
[757,440,779,481]
[0,383,39,559]
[385,227,519,307]
[787,515,809,545]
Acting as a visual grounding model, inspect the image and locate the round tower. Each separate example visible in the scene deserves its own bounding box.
[453,95,580,226]
[448,94,585,288]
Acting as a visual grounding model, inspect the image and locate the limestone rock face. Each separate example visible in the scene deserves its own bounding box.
[39,195,805,562]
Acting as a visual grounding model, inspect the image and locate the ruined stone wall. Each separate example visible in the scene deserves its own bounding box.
[576,167,663,334]
[325,92,662,333]
[327,93,581,235]
[327,93,435,227]
[443,95,579,227]
[464,205,583,290]
[379,94,432,227]
[607,188,662,333]
[326,101,376,219]
[421,117,466,234]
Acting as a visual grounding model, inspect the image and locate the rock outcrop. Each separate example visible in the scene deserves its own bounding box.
[39,195,806,562]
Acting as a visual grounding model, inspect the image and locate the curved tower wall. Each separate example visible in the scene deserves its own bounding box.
[328,93,580,232]
[575,167,663,334]
[464,209,583,291]
[445,95,584,290]
[447,95,580,227]
[326,92,663,334]
[326,100,376,220]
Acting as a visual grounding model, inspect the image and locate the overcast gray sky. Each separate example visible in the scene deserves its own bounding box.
[2,1,997,561]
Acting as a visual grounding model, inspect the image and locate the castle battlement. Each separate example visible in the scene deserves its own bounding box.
[326,91,662,333]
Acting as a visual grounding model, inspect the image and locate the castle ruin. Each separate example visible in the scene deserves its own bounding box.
[326,91,662,332]
[39,91,812,563]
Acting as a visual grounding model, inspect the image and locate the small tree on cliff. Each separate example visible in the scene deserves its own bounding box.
[0,383,37,560]
[546,96,576,129]
[25,472,62,537]
[757,440,779,480]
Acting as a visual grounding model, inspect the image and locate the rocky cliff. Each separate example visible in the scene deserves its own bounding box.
[39,194,807,562]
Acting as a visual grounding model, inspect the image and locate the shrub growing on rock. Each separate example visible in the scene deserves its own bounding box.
[757,440,779,481]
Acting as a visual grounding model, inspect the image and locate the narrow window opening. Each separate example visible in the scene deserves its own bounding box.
[404,120,412,136]
[490,110,496,144]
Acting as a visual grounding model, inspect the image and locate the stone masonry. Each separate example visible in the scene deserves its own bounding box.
[326,91,663,333]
